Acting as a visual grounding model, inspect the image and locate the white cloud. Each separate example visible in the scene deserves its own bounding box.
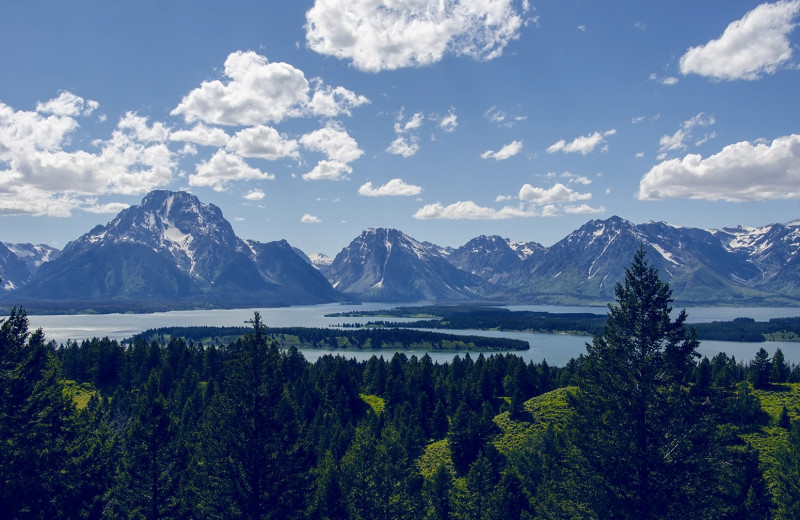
[639,134,800,201]
[305,0,526,72]
[228,125,299,160]
[81,201,131,214]
[395,112,425,133]
[556,172,592,185]
[413,201,532,220]
[117,112,171,143]
[484,105,526,127]
[565,204,605,214]
[439,109,458,133]
[36,91,98,117]
[171,50,367,126]
[485,106,507,124]
[412,179,601,220]
[481,140,523,160]
[300,122,363,163]
[658,113,715,153]
[190,150,274,191]
[308,84,370,117]
[302,160,353,181]
[358,178,422,196]
[518,183,592,204]
[547,129,617,155]
[0,97,175,215]
[301,213,321,223]
[170,123,230,147]
[679,0,800,81]
[243,189,266,201]
[386,136,420,157]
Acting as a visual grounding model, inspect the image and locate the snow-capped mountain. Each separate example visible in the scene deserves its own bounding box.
[509,216,799,305]
[3,191,799,309]
[710,220,800,296]
[299,250,334,276]
[10,190,342,308]
[446,235,544,285]
[0,242,60,291]
[327,228,488,302]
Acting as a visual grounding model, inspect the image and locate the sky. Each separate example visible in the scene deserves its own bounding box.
[1,0,800,257]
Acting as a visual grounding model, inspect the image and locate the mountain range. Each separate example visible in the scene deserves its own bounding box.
[1,189,799,310]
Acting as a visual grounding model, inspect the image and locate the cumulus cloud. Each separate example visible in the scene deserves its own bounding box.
[386,136,420,157]
[305,0,527,72]
[308,84,370,117]
[518,183,592,204]
[0,96,175,216]
[36,91,98,117]
[481,140,523,160]
[228,125,300,160]
[413,201,532,220]
[679,0,800,81]
[386,111,427,157]
[413,179,600,220]
[171,50,368,126]
[300,122,364,163]
[547,129,617,155]
[170,123,230,147]
[565,204,605,214]
[189,150,274,191]
[639,134,800,201]
[302,160,353,181]
[358,178,422,196]
[301,213,321,223]
[81,201,131,214]
[243,189,266,201]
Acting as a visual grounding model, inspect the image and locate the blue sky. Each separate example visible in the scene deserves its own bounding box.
[1,0,799,257]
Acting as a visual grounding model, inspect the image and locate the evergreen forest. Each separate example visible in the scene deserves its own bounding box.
[3,250,800,519]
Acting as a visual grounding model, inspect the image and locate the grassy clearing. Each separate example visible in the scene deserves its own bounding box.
[494,387,575,454]
[418,438,454,479]
[359,393,385,414]
[61,379,96,410]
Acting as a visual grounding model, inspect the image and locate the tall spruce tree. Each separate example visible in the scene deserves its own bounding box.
[0,308,83,519]
[196,312,307,519]
[569,248,721,519]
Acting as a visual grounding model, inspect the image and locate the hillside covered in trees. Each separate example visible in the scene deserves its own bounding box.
[3,250,800,519]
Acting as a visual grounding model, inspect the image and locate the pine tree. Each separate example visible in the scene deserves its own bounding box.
[774,419,800,519]
[749,347,772,389]
[569,248,722,519]
[196,312,307,519]
[111,369,180,520]
[0,308,86,519]
[423,463,453,520]
[771,348,789,384]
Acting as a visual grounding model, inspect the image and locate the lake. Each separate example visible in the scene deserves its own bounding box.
[24,302,800,367]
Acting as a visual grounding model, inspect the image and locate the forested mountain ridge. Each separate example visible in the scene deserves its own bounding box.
[2,189,800,308]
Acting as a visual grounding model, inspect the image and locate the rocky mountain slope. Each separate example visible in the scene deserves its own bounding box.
[2,189,798,308]
[7,191,340,308]
[326,228,489,302]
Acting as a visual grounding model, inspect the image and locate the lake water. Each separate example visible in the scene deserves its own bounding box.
[24,302,800,367]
